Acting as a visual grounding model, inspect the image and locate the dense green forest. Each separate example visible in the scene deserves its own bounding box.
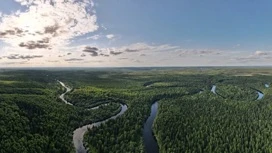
[0,68,272,153]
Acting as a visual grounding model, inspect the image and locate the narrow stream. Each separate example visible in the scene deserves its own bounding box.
[58,81,128,153]
[58,80,73,105]
[211,85,216,94]
[257,91,264,100]
[143,102,159,153]
[211,84,264,100]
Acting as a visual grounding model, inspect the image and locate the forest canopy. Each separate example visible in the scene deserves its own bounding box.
[0,68,271,153]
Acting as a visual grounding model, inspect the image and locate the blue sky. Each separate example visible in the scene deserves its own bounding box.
[95,0,272,50]
[0,0,272,67]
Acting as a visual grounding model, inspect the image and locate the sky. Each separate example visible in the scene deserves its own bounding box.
[1,0,272,67]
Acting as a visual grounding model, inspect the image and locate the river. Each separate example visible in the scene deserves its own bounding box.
[211,84,264,100]
[257,91,264,100]
[143,102,159,153]
[211,85,216,94]
[73,104,128,153]
[58,80,73,105]
[59,80,264,153]
[58,81,128,153]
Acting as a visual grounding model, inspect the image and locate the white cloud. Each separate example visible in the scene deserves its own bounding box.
[255,51,270,56]
[106,34,115,39]
[231,50,272,62]
[86,34,117,40]
[178,49,222,56]
[111,43,179,53]
[87,35,101,40]
[0,0,98,50]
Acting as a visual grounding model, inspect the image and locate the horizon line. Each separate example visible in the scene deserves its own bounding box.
[1,66,272,69]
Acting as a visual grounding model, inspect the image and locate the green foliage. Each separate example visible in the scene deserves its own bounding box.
[216,84,257,100]
[0,70,131,153]
[0,68,272,153]
[153,75,272,153]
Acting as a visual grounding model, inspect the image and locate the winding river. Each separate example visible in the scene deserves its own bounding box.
[58,81,128,153]
[59,80,265,153]
[58,80,73,105]
[143,102,159,153]
[73,104,128,153]
[211,84,264,100]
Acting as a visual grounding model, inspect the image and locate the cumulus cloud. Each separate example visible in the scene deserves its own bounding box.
[83,46,99,56]
[106,34,115,39]
[83,46,99,52]
[0,0,98,50]
[110,51,122,55]
[255,51,269,56]
[19,39,50,49]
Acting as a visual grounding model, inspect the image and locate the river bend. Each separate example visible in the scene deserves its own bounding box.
[58,81,128,153]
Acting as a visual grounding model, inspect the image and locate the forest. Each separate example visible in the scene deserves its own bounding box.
[0,67,272,153]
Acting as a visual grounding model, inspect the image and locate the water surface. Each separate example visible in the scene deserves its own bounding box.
[211,85,216,94]
[58,81,128,153]
[143,102,159,153]
[257,91,264,100]
[73,104,128,153]
[58,81,73,105]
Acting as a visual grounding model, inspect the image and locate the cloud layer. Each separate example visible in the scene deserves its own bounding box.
[0,0,98,50]
[1,1,272,67]
[6,54,43,60]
